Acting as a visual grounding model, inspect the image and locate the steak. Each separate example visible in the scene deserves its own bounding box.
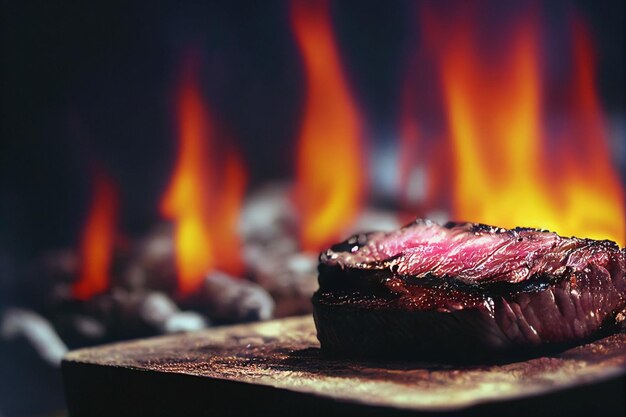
[313,219,626,361]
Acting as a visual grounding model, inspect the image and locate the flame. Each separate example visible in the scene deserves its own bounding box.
[161,55,247,295]
[421,8,626,245]
[554,18,625,245]
[290,0,365,251]
[72,171,119,300]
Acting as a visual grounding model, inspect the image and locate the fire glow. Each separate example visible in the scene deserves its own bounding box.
[72,171,119,300]
[401,6,625,245]
[160,56,247,295]
[290,0,366,252]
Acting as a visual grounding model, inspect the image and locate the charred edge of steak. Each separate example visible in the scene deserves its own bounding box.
[312,294,625,364]
[318,262,558,300]
[443,220,549,235]
[313,220,626,361]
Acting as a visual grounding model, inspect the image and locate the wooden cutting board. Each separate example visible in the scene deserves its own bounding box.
[62,315,626,417]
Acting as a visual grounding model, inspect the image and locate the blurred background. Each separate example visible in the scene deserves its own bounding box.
[1,0,624,415]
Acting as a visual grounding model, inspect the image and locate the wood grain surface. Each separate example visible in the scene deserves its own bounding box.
[62,315,626,417]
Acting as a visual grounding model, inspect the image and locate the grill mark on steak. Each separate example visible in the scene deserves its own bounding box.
[314,219,626,360]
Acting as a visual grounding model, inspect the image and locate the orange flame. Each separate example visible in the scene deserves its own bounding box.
[290,0,365,251]
[72,171,119,300]
[161,55,247,295]
[406,7,625,245]
[554,17,625,245]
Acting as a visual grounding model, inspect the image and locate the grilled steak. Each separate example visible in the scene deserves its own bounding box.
[313,219,626,361]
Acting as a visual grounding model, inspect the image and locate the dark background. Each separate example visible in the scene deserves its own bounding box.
[0,1,624,414]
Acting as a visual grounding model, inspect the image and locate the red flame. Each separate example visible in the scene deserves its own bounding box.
[72,171,119,300]
[399,6,624,245]
[290,0,366,252]
[160,54,247,295]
